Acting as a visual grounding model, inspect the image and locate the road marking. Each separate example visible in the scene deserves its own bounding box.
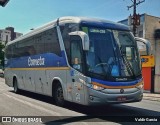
[3,93,89,124]
[3,93,61,116]
[0,88,6,91]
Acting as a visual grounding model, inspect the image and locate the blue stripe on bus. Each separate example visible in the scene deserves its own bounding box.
[81,21,129,31]
[5,51,67,68]
[91,78,142,87]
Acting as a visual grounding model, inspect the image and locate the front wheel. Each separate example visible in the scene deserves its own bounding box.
[54,84,65,107]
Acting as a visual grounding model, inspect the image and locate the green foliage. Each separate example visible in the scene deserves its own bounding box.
[0,42,5,67]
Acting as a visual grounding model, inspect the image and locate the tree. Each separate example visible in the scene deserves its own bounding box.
[0,41,5,67]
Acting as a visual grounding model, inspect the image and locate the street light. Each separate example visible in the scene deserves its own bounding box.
[0,0,9,7]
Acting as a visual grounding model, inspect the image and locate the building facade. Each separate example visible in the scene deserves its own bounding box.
[0,27,23,44]
[0,29,11,44]
[15,32,23,39]
[119,13,160,93]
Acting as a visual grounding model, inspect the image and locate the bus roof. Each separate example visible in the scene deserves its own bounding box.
[7,16,129,46]
[59,17,129,31]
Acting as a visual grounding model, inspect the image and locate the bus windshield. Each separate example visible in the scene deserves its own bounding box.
[82,27,141,81]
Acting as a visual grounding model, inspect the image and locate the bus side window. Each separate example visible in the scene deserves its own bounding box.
[28,46,36,55]
[60,23,79,63]
[44,28,61,56]
[5,46,12,59]
[34,33,44,55]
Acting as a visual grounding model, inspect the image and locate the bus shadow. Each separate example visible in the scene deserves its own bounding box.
[9,90,160,124]
[45,104,160,125]
[10,90,54,104]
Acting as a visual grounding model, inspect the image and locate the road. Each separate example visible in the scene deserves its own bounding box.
[0,77,160,125]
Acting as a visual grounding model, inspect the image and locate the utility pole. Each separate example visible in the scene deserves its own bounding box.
[127,0,145,36]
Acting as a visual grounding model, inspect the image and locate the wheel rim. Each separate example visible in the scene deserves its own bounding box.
[55,85,64,105]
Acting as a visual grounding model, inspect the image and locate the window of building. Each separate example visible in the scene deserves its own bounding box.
[6,35,8,42]
[155,29,160,39]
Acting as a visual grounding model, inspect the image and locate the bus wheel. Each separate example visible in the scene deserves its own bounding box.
[54,84,65,107]
[13,78,19,93]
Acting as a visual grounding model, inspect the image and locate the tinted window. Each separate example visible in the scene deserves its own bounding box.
[5,27,61,58]
[44,28,61,56]
[17,38,36,57]
[34,33,44,55]
[60,23,79,62]
[5,45,12,59]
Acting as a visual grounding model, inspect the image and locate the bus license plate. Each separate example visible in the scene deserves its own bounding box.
[117,96,126,101]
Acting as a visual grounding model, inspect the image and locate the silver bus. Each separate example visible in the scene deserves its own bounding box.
[4,17,143,106]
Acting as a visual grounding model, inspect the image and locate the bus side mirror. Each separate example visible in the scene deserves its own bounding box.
[135,37,152,55]
[69,31,89,51]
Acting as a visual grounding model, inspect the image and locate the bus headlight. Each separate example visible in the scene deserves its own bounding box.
[136,82,144,89]
[87,84,105,91]
[92,84,105,90]
[85,77,105,91]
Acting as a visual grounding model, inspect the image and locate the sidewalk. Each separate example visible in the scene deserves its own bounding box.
[143,93,160,102]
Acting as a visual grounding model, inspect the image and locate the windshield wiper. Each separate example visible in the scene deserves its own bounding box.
[119,47,136,78]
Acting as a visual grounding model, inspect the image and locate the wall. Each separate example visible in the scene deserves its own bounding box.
[144,14,160,54]
[0,29,11,43]
[144,14,160,93]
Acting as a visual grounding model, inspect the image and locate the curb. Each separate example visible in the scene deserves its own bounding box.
[143,93,160,102]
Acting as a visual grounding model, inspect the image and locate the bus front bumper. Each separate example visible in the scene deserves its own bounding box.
[86,88,143,106]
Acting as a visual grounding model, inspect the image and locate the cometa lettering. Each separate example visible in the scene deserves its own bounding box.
[28,56,45,66]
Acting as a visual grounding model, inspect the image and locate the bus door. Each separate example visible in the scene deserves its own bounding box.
[68,35,85,104]
[69,68,85,104]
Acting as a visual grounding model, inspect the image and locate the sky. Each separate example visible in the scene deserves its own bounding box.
[0,0,160,34]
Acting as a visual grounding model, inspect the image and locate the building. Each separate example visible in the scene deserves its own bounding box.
[0,27,23,44]
[119,13,160,54]
[0,29,11,44]
[5,27,15,41]
[119,13,160,93]
[15,32,23,39]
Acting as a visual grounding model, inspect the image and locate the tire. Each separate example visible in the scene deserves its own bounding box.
[54,84,65,107]
[13,78,20,93]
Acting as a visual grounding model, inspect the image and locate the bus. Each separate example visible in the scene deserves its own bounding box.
[4,17,143,106]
